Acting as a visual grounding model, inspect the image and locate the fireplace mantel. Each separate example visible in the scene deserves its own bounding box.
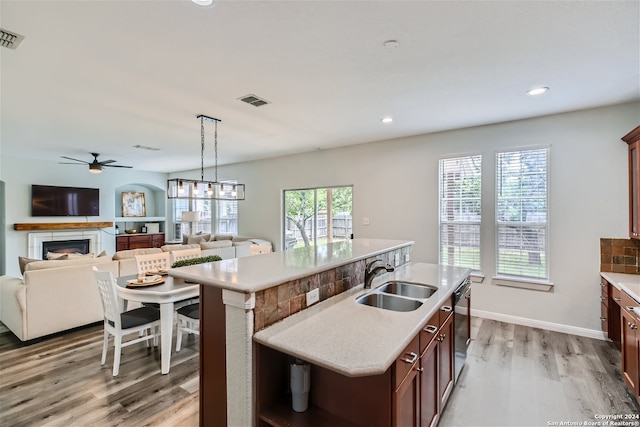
[14,222,113,231]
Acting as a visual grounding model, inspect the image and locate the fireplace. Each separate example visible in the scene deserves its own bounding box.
[28,231,102,259]
[41,239,90,259]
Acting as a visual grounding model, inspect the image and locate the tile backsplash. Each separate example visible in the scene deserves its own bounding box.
[600,238,640,274]
[253,245,412,332]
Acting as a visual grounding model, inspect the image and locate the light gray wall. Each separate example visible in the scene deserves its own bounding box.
[207,102,638,332]
[0,180,5,276]
[0,157,168,277]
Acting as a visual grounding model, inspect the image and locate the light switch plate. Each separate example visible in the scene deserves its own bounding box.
[362,217,370,226]
[306,288,320,306]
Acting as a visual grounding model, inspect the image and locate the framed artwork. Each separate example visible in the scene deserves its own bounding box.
[122,192,146,217]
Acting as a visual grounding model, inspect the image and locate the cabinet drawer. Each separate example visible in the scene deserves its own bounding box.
[621,291,640,322]
[394,334,420,390]
[420,311,440,353]
[439,295,454,325]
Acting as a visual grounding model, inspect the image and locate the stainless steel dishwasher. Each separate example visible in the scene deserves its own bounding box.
[453,278,471,383]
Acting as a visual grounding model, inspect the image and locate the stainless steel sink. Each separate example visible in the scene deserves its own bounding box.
[356,293,423,312]
[378,281,437,299]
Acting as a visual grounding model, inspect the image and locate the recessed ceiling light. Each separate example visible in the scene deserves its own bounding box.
[526,86,549,96]
[381,116,394,124]
[192,0,214,7]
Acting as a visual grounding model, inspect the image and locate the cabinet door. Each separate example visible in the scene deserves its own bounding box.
[420,335,439,427]
[116,236,129,251]
[393,363,419,427]
[129,234,152,249]
[151,233,165,248]
[622,308,639,396]
[630,142,639,239]
[438,313,454,407]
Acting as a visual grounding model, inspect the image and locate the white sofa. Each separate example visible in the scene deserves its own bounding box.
[0,256,118,341]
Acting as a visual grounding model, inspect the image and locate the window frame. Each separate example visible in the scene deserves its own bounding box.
[438,154,483,272]
[494,146,550,283]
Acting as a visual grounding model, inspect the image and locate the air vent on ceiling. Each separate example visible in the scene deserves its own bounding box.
[239,94,270,107]
[0,28,25,50]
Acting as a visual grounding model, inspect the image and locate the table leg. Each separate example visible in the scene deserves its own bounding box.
[160,302,174,374]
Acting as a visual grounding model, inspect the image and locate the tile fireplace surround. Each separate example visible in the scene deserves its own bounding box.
[28,230,102,259]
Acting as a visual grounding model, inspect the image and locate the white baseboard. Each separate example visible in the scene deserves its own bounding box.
[471,308,607,341]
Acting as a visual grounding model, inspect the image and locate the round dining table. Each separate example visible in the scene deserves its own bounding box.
[116,274,199,374]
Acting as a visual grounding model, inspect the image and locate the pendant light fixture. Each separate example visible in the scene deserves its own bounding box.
[167,115,245,200]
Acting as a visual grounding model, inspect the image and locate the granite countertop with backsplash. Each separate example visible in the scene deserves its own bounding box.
[253,262,471,377]
[168,238,413,293]
[601,272,640,303]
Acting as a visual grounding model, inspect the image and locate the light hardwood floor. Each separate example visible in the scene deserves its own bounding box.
[0,318,637,426]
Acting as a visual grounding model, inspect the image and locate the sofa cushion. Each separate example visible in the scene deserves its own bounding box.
[112,248,162,260]
[160,244,200,252]
[18,256,39,275]
[186,234,211,244]
[24,255,113,271]
[200,240,232,250]
[213,234,233,241]
[66,252,95,259]
[233,241,253,246]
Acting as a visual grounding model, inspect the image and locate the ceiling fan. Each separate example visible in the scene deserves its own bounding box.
[60,153,133,174]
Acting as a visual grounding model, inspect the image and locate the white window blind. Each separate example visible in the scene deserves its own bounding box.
[496,148,549,280]
[439,155,482,270]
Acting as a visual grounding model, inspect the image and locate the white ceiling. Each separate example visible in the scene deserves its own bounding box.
[1,0,638,173]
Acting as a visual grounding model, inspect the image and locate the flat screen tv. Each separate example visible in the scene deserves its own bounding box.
[31,185,100,217]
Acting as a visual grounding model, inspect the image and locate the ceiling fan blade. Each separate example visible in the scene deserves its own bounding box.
[99,159,117,165]
[58,162,86,165]
[103,164,133,169]
[60,156,90,164]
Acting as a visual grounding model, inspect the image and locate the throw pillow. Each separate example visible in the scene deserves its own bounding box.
[18,256,39,275]
[47,252,69,260]
[214,234,233,241]
[66,252,95,259]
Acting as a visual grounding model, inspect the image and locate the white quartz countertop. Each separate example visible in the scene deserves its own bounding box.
[601,272,640,303]
[253,262,471,377]
[168,238,412,293]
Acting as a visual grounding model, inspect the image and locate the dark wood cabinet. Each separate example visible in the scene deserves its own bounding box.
[437,312,454,407]
[116,233,164,250]
[623,126,640,239]
[393,334,420,427]
[601,277,622,350]
[255,285,465,427]
[621,290,640,405]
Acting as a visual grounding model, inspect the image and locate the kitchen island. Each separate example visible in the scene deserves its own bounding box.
[169,238,469,426]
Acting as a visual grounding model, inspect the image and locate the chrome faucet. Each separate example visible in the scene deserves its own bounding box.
[364,260,395,289]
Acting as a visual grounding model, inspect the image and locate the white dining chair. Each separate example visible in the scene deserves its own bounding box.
[176,302,199,352]
[170,247,202,265]
[92,266,160,376]
[134,252,171,275]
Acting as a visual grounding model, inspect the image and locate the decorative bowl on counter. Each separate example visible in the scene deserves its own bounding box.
[124,229,138,234]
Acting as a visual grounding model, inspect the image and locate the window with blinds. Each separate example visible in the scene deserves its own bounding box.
[172,181,239,237]
[439,155,482,270]
[496,147,549,280]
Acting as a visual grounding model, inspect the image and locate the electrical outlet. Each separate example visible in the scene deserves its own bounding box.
[394,253,400,267]
[405,253,411,263]
[306,288,320,306]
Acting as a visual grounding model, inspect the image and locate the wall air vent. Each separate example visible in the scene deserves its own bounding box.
[0,28,24,50]
[239,94,270,107]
